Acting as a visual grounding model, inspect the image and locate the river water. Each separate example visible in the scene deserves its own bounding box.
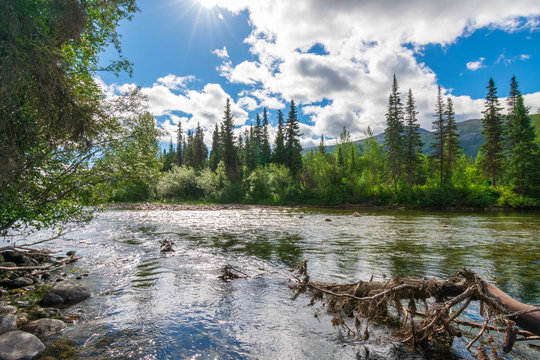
[28,208,540,359]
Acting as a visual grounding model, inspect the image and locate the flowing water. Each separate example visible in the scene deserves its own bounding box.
[24,208,540,359]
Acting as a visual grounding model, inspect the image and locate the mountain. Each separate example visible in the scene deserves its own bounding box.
[304,118,484,157]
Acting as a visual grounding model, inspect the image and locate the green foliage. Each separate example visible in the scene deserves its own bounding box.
[497,188,539,208]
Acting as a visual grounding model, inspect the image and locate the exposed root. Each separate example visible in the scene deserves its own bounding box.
[290,261,540,357]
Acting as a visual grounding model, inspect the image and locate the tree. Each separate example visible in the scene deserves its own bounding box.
[478,78,504,186]
[318,135,326,155]
[383,75,405,190]
[221,98,238,181]
[505,78,540,196]
[260,108,272,165]
[444,97,460,182]
[183,130,195,168]
[208,124,221,171]
[431,85,446,185]
[176,120,183,167]
[273,110,286,164]
[0,0,138,233]
[193,122,207,169]
[284,100,303,176]
[403,89,423,190]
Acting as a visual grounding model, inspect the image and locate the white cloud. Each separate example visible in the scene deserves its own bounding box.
[466,57,486,71]
[520,54,531,60]
[155,74,194,90]
[212,46,229,59]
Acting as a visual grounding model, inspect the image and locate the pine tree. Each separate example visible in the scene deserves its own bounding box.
[260,107,272,165]
[253,113,262,165]
[478,78,504,186]
[505,75,520,150]
[221,98,238,181]
[284,100,303,176]
[444,97,460,182]
[431,85,446,185]
[193,122,207,169]
[383,75,405,190]
[403,89,423,190]
[208,124,221,171]
[183,130,194,168]
[272,109,286,164]
[176,120,183,167]
[318,134,326,155]
[244,126,258,171]
[505,78,540,196]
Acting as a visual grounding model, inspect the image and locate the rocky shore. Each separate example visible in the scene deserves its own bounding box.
[0,249,91,359]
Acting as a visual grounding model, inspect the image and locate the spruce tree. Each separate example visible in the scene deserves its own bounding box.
[403,89,423,190]
[208,124,221,171]
[478,78,504,186]
[284,100,303,176]
[505,78,540,196]
[383,75,405,190]
[431,85,446,185]
[273,109,286,164]
[254,113,262,165]
[193,122,207,169]
[260,107,272,165]
[176,120,183,167]
[444,97,460,182]
[318,134,326,155]
[221,98,238,181]
[183,130,194,168]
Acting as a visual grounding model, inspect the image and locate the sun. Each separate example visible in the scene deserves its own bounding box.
[199,0,218,9]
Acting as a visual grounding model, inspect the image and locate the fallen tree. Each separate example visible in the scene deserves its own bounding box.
[290,261,539,357]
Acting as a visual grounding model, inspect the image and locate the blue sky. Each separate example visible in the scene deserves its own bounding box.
[99,0,540,147]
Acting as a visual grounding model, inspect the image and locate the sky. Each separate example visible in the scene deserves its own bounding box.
[98,0,540,148]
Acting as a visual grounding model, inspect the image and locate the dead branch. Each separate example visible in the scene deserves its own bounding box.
[291,261,540,356]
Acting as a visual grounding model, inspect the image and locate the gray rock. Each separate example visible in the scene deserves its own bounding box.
[35,308,61,319]
[0,263,16,269]
[41,281,91,306]
[26,319,66,339]
[15,313,28,328]
[0,315,17,335]
[0,255,4,263]
[0,307,15,316]
[0,331,45,360]
[10,278,33,289]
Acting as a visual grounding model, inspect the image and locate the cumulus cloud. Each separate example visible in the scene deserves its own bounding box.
[208,0,540,143]
[212,46,229,59]
[466,57,486,71]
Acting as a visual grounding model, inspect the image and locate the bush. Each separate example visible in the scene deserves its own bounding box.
[154,166,201,200]
[497,188,539,208]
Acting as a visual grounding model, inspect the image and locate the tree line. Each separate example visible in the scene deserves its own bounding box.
[130,74,539,208]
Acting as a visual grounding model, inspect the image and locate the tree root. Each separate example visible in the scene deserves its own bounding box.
[290,261,540,356]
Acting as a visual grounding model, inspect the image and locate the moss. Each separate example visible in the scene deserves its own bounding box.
[34,338,79,360]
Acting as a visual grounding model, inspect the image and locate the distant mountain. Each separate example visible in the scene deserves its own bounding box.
[304,118,485,158]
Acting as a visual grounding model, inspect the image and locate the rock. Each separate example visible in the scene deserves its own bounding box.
[66,251,76,257]
[0,331,45,360]
[0,255,4,263]
[0,307,16,316]
[0,252,36,267]
[324,218,332,222]
[0,263,16,269]
[26,319,66,339]
[352,212,360,217]
[0,315,17,335]
[159,240,174,253]
[41,281,91,306]
[0,280,12,289]
[35,308,61,319]
[15,313,28,328]
[11,278,33,289]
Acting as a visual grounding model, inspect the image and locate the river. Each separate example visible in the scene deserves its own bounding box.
[28,208,540,359]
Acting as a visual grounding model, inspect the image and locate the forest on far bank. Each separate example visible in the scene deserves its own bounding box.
[108,75,540,210]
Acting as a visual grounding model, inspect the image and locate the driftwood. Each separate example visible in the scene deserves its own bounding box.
[291,261,539,356]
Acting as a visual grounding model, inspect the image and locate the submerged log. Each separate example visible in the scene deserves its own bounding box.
[291,261,539,355]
